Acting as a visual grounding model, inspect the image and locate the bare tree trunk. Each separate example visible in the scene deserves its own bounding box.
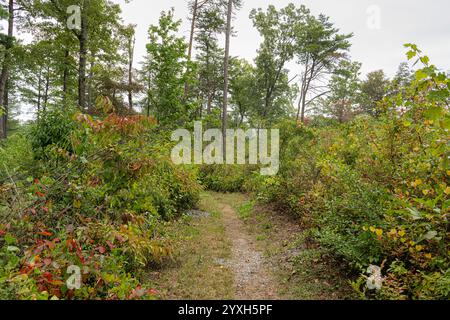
[37,72,42,116]
[62,49,69,106]
[78,0,89,110]
[296,67,307,122]
[184,0,199,99]
[187,0,198,63]
[128,33,135,111]
[0,0,14,139]
[146,70,151,117]
[87,60,94,112]
[207,94,213,114]
[297,58,316,124]
[222,0,233,160]
[3,80,9,137]
[44,67,50,112]
[206,41,212,114]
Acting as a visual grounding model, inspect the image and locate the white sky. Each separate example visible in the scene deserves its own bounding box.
[115,0,450,77]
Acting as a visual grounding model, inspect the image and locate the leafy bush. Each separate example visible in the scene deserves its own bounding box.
[0,131,33,182]
[199,164,250,192]
[247,49,449,299]
[29,109,77,159]
[0,112,201,300]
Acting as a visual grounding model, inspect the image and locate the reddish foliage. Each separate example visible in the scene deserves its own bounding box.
[76,113,157,135]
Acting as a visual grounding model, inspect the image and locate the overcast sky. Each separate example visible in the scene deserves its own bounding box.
[115,0,450,78]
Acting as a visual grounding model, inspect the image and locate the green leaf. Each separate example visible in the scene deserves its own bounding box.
[424,106,443,120]
[6,246,20,252]
[407,207,422,220]
[4,234,16,245]
[406,50,416,60]
[428,89,450,102]
[423,231,438,240]
[415,70,427,81]
[420,56,430,65]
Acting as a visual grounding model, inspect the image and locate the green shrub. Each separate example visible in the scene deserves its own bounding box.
[0,113,201,300]
[29,109,77,159]
[246,50,449,299]
[199,164,254,193]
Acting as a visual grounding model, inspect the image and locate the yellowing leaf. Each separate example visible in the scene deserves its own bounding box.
[388,229,398,238]
[412,179,423,187]
[73,199,82,209]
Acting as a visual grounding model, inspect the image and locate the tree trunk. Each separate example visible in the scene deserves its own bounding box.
[128,33,135,111]
[87,60,94,112]
[222,0,233,160]
[187,0,198,63]
[297,58,315,124]
[3,80,9,137]
[37,72,42,116]
[44,67,50,112]
[62,49,69,106]
[0,0,14,139]
[206,41,212,114]
[207,94,213,114]
[184,0,199,99]
[78,1,89,110]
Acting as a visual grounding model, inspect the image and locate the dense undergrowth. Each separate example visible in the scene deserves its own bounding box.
[0,111,200,300]
[0,50,448,300]
[203,53,450,300]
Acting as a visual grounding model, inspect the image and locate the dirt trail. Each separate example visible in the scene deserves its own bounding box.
[150,192,352,300]
[218,201,279,300]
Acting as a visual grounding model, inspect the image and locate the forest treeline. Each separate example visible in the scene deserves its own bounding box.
[0,0,449,300]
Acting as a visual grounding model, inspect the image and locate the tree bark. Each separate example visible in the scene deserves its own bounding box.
[44,67,50,112]
[128,33,135,111]
[62,49,69,105]
[187,0,198,64]
[37,71,42,116]
[3,79,9,136]
[184,0,199,99]
[222,0,233,160]
[0,0,14,139]
[78,1,89,110]
[205,41,212,114]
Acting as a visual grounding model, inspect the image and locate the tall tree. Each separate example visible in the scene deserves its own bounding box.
[250,4,297,124]
[295,9,352,123]
[360,70,389,117]
[18,40,60,115]
[222,0,233,159]
[185,0,212,99]
[0,0,14,138]
[320,59,362,123]
[195,1,224,115]
[229,58,256,126]
[24,0,124,111]
[123,24,136,110]
[143,9,191,123]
